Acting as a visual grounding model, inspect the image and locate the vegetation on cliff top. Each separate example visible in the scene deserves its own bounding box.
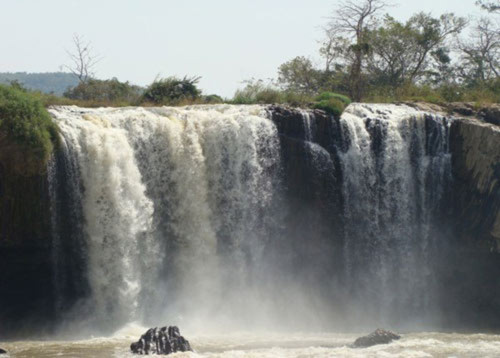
[0,84,59,169]
[0,0,497,123]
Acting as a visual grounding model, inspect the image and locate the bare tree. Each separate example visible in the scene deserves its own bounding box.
[476,0,500,13]
[63,34,101,84]
[319,29,352,73]
[325,0,388,101]
[457,17,500,83]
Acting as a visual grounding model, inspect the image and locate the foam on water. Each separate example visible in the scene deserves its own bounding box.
[3,332,500,358]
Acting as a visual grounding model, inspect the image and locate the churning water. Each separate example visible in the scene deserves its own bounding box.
[4,330,500,358]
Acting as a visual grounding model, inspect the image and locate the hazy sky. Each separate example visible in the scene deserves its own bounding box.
[1,0,483,97]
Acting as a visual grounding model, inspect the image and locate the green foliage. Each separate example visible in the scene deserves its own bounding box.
[142,76,201,105]
[231,79,312,106]
[313,98,346,117]
[315,92,351,105]
[232,79,276,104]
[64,78,143,104]
[277,56,326,95]
[0,84,59,165]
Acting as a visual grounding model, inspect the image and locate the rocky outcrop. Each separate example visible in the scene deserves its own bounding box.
[0,348,7,354]
[353,329,401,348]
[130,326,192,355]
[407,102,500,126]
[450,118,500,251]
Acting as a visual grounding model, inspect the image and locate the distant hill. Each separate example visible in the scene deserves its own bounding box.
[0,72,79,96]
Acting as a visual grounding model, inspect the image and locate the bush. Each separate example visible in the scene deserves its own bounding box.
[315,92,352,105]
[313,98,346,117]
[202,94,224,104]
[282,91,313,107]
[64,78,142,104]
[231,79,313,106]
[0,84,59,168]
[142,76,201,105]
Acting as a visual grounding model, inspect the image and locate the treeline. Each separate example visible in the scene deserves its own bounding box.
[235,0,500,106]
[3,0,499,110]
[0,72,79,96]
[6,76,224,108]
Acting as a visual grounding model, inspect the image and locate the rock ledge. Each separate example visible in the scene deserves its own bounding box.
[130,326,192,355]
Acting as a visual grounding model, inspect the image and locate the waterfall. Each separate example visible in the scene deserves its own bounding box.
[47,103,453,332]
[339,104,452,323]
[49,105,283,331]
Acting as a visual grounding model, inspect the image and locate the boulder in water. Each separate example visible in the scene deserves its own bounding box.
[353,328,401,348]
[130,326,192,355]
[0,348,7,354]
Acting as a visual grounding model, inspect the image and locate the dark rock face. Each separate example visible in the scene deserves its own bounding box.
[0,162,55,338]
[449,118,500,251]
[445,117,500,329]
[0,348,6,354]
[267,105,345,291]
[353,329,401,348]
[130,326,192,355]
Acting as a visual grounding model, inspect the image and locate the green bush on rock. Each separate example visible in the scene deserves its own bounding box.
[313,92,351,118]
[0,84,59,172]
[315,92,352,106]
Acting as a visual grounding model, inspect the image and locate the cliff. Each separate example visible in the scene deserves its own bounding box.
[450,118,500,251]
[0,103,499,336]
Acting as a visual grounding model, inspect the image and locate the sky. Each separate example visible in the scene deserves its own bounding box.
[0,0,483,97]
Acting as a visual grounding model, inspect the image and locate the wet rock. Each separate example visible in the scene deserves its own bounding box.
[479,105,500,126]
[0,348,7,354]
[353,328,401,348]
[130,326,192,355]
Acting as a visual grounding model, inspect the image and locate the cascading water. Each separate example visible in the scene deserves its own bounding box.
[338,104,452,326]
[49,105,283,332]
[47,103,453,333]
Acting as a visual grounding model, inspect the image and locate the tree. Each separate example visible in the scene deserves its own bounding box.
[319,31,351,73]
[365,13,466,87]
[457,18,500,85]
[277,57,323,94]
[476,0,500,13]
[405,13,467,82]
[63,34,101,84]
[325,0,388,101]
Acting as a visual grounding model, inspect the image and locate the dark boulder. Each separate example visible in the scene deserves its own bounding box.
[353,328,401,348]
[130,326,192,355]
[0,348,7,354]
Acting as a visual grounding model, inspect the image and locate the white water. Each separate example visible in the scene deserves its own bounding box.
[44,103,460,340]
[49,105,283,332]
[338,104,452,324]
[4,330,500,358]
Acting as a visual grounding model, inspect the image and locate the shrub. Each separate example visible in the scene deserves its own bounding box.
[142,76,201,105]
[64,78,142,104]
[313,98,346,117]
[315,92,352,105]
[282,91,313,107]
[255,88,284,104]
[202,94,224,104]
[0,84,59,170]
